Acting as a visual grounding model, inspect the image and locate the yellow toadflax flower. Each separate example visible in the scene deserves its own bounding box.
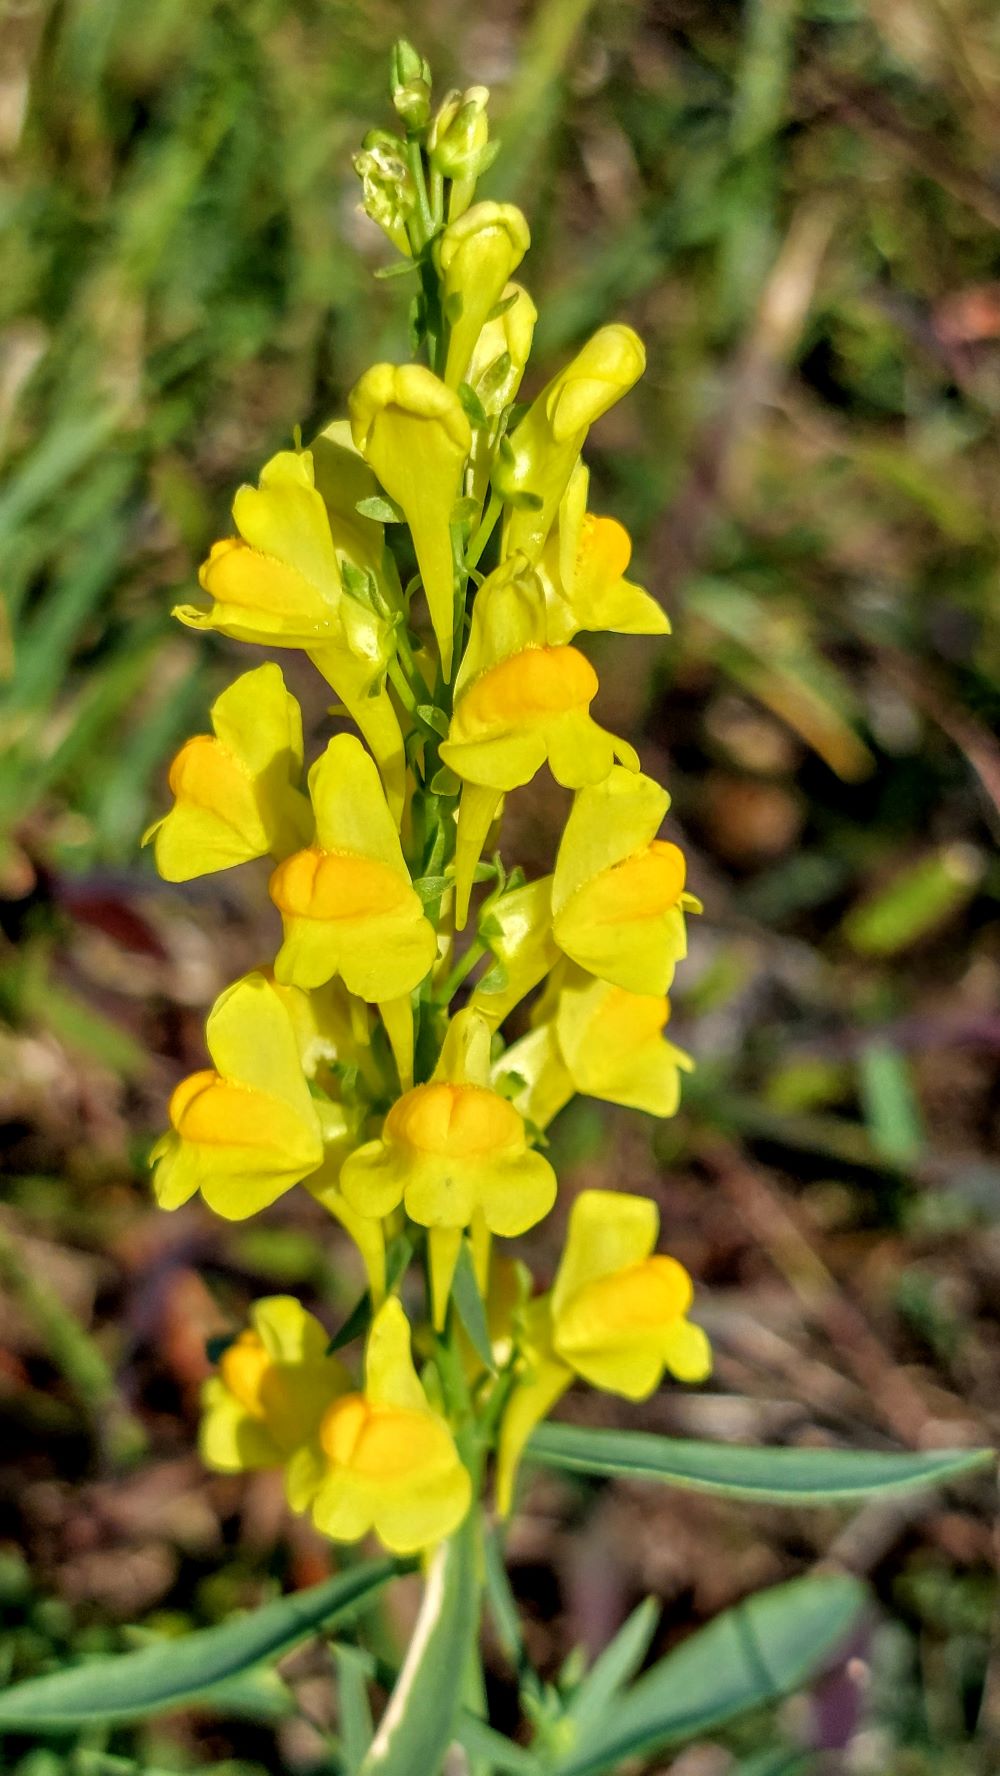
[200,1296,348,1511]
[439,562,638,925]
[340,1009,556,1326]
[552,766,693,997]
[537,462,671,645]
[494,323,646,563]
[151,972,325,1219]
[176,447,406,819]
[269,730,437,1005]
[309,1297,472,1554]
[496,1189,711,1512]
[144,663,311,881]
[498,962,694,1130]
[438,201,530,389]
[349,363,471,680]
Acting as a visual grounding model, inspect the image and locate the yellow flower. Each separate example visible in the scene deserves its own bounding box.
[340,1010,556,1326]
[269,733,437,1006]
[493,324,646,563]
[309,1298,472,1554]
[349,364,471,679]
[550,1190,711,1393]
[552,766,692,996]
[200,1296,347,1511]
[495,1189,710,1511]
[438,202,530,388]
[175,447,406,819]
[537,463,670,645]
[439,563,638,925]
[144,664,311,881]
[151,972,324,1219]
[498,963,694,1128]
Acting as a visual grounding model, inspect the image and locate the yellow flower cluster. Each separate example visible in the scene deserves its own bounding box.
[148,65,710,1556]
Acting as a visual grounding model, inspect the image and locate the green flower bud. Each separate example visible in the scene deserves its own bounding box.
[428,85,498,218]
[390,40,432,131]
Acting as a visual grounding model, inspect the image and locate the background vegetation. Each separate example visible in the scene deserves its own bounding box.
[1,1,998,1770]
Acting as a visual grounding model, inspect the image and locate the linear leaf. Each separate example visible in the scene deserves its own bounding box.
[336,1643,375,1772]
[360,1519,478,1776]
[0,1558,403,1729]
[552,1573,866,1775]
[451,1239,495,1372]
[456,1712,545,1774]
[527,1424,993,1502]
[563,1598,659,1733]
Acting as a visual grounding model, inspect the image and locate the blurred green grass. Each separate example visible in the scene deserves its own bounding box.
[2,1,1000,1772]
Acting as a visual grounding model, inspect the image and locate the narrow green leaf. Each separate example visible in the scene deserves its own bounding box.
[336,1644,375,1773]
[552,1574,866,1775]
[528,1424,993,1503]
[0,1559,404,1729]
[360,1519,478,1776]
[327,1292,373,1354]
[564,1598,659,1733]
[451,1239,495,1372]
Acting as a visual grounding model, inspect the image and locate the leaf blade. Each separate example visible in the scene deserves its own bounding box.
[527,1425,993,1503]
[0,1558,404,1729]
[552,1574,866,1776]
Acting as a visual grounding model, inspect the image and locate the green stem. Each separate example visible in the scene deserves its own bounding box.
[429,164,445,230]
[394,619,429,694]
[405,138,435,249]
[465,490,502,574]
[386,656,421,721]
[434,937,487,1006]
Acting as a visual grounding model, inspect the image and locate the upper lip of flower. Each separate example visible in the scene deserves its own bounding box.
[388,1081,522,1158]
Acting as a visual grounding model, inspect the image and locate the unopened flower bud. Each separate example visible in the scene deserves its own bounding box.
[390,39,432,130]
[428,85,497,218]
